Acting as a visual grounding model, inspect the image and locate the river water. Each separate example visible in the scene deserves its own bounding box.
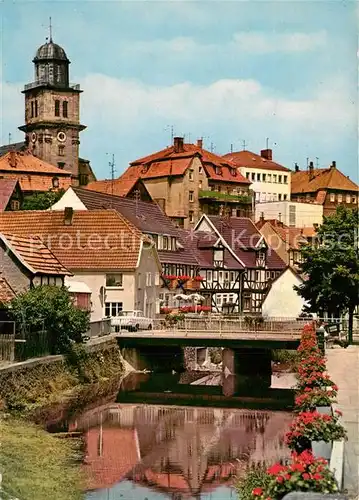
[67,392,293,500]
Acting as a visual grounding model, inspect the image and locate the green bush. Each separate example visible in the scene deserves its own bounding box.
[236,464,271,500]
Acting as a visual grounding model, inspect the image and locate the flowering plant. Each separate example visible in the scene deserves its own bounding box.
[177,275,191,282]
[248,450,339,499]
[285,411,347,451]
[296,371,336,391]
[295,387,336,412]
[193,275,204,281]
[162,274,177,280]
[160,307,172,314]
[297,354,327,377]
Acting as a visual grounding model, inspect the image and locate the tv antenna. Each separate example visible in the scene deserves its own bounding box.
[164,125,174,145]
[49,16,53,42]
[315,157,319,168]
[210,142,215,153]
[266,137,269,149]
[8,133,11,145]
[107,153,116,203]
[242,139,247,151]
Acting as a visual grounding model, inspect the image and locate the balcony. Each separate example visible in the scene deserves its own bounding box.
[199,190,252,204]
[24,81,81,91]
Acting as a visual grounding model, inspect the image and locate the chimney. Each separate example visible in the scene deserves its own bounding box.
[278,212,282,223]
[197,138,203,149]
[173,136,184,153]
[9,151,17,168]
[64,207,74,226]
[331,161,336,169]
[309,161,314,180]
[260,149,272,161]
[295,163,300,172]
[260,212,264,221]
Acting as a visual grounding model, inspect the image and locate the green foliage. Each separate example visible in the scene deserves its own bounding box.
[236,464,271,500]
[21,189,65,210]
[295,206,359,329]
[0,417,83,500]
[8,285,90,354]
[272,349,298,369]
[199,189,252,204]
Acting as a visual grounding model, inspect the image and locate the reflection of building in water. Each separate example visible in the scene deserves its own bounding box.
[76,404,292,495]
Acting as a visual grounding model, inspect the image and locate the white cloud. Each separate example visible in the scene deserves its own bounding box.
[233,30,327,53]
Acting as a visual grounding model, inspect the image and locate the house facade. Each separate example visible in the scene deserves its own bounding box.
[223,149,291,203]
[0,180,23,212]
[120,137,252,228]
[255,200,323,228]
[262,267,307,318]
[291,161,358,216]
[194,215,286,313]
[0,209,162,321]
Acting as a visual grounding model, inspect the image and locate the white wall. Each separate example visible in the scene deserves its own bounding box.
[262,269,307,318]
[134,244,161,318]
[239,167,291,202]
[49,187,88,211]
[255,201,323,227]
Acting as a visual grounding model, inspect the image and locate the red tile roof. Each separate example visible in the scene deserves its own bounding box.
[291,166,359,194]
[0,275,16,303]
[0,179,19,211]
[85,176,140,197]
[0,210,143,271]
[0,233,71,275]
[223,150,290,172]
[0,151,72,192]
[126,142,251,185]
[256,220,308,250]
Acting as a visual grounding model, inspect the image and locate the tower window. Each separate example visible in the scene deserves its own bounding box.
[52,177,59,189]
[30,101,34,118]
[55,100,60,117]
[58,145,65,156]
[63,101,68,118]
[35,100,38,117]
[57,162,65,169]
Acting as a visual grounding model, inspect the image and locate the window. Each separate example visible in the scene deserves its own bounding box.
[199,180,202,189]
[189,191,194,202]
[55,100,60,116]
[330,193,335,202]
[30,101,34,118]
[251,173,255,181]
[246,172,250,179]
[278,194,282,201]
[352,196,357,203]
[58,145,65,156]
[207,270,212,282]
[105,302,123,317]
[267,174,272,182]
[57,162,65,169]
[262,174,266,182]
[63,101,68,118]
[216,295,222,305]
[257,173,261,181]
[189,211,194,223]
[230,271,235,282]
[163,236,168,249]
[146,272,152,286]
[189,169,194,180]
[52,177,59,188]
[278,175,282,183]
[171,237,177,250]
[289,205,296,227]
[137,273,142,289]
[284,175,288,184]
[199,166,203,174]
[273,174,277,183]
[338,194,343,203]
[243,293,251,311]
[106,274,123,287]
[35,100,38,117]
[283,194,287,200]
[10,200,20,211]
[346,195,351,204]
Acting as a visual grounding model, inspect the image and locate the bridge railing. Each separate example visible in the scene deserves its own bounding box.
[151,317,311,334]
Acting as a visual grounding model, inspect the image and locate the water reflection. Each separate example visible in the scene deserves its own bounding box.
[69,404,292,500]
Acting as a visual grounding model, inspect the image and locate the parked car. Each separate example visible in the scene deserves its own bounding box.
[111,310,153,332]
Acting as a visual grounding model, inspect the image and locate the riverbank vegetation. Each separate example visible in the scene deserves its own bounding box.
[0,417,83,500]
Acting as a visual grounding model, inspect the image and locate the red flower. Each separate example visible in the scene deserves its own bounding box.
[285,474,291,480]
[313,473,322,481]
[302,473,310,480]
[276,476,284,483]
[267,463,286,475]
[252,487,263,496]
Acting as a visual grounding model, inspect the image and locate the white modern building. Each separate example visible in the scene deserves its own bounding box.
[255,201,323,228]
[223,149,292,203]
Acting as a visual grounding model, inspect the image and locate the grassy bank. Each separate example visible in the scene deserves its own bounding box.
[0,418,83,500]
[0,340,124,415]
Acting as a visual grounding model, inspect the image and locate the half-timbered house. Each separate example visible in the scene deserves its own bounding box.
[194,215,286,313]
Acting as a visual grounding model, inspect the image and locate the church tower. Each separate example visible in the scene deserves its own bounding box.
[19,30,86,182]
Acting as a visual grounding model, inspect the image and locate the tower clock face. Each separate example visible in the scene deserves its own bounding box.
[31,132,37,143]
[57,131,67,143]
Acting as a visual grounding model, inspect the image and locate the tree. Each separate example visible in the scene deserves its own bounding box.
[21,189,64,210]
[295,206,359,344]
[8,285,90,354]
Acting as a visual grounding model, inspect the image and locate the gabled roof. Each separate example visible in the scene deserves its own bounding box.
[0,210,144,271]
[126,142,251,185]
[71,187,179,237]
[0,151,72,192]
[196,214,286,269]
[0,275,16,303]
[0,179,19,211]
[85,175,149,198]
[223,150,290,172]
[291,166,359,194]
[0,233,71,276]
[257,220,309,250]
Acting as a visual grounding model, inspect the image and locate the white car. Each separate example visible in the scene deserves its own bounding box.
[111,310,153,332]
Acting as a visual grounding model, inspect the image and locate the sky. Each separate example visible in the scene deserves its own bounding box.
[1,0,358,181]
